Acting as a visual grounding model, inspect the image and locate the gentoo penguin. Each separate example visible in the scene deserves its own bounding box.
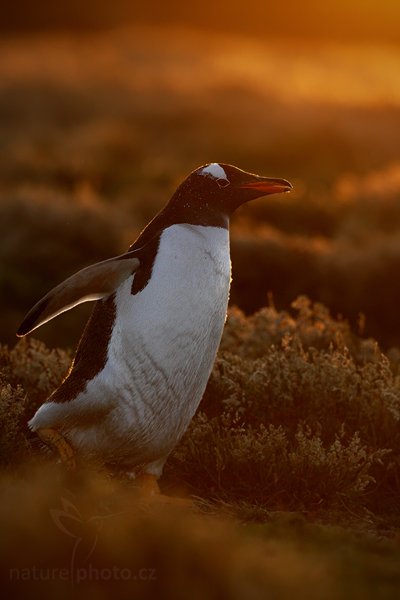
[17,163,292,495]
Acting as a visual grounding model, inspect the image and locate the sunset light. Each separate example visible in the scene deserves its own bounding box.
[2,2,400,598]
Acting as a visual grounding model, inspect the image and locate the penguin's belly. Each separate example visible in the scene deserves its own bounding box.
[69,224,231,464]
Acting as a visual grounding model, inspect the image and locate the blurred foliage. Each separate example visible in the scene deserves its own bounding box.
[1,29,400,348]
[2,0,400,43]
[2,466,400,600]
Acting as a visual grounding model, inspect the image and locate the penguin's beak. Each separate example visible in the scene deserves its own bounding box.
[240,177,293,195]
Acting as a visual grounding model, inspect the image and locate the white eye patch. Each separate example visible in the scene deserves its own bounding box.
[200,163,230,188]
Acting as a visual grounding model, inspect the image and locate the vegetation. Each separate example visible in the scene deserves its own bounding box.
[1,24,400,599]
[2,298,400,513]
[2,29,400,347]
[2,300,400,598]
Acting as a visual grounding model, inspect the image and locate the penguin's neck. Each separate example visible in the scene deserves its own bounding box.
[130,198,230,251]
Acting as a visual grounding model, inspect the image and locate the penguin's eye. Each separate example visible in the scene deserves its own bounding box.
[216,178,230,188]
[199,164,230,188]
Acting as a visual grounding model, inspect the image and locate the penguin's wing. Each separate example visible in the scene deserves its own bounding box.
[17,251,140,336]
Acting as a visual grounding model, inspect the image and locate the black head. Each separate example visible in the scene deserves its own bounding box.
[131,163,292,250]
[168,163,292,227]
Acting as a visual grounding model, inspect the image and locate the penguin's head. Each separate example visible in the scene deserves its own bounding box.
[171,163,292,218]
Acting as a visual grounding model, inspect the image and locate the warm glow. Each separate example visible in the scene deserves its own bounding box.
[1,4,400,598]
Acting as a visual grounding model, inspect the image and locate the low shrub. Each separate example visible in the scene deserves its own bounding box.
[2,298,400,514]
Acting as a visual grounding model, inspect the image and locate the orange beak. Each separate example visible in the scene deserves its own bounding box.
[240,177,293,195]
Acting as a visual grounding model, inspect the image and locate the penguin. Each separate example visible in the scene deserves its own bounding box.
[17,163,292,495]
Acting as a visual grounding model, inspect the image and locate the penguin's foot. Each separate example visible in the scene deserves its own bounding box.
[134,473,193,507]
[135,473,161,497]
[37,427,76,471]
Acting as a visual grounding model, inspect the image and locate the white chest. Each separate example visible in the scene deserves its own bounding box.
[121,223,231,336]
[94,224,231,460]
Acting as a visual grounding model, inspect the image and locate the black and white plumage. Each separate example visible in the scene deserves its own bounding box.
[18,163,292,479]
